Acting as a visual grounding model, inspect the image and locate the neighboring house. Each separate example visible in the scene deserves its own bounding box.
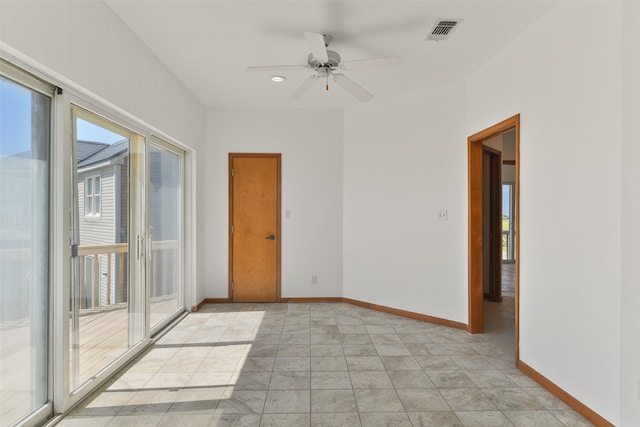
[76,140,179,307]
[76,140,128,308]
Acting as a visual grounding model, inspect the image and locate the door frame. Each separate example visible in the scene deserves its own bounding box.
[228,153,282,302]
[467,114,520,357]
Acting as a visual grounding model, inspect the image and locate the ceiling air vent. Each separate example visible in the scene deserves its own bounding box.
[427,19,462,41]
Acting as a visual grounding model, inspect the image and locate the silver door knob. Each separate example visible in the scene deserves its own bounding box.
[265,235,276,240]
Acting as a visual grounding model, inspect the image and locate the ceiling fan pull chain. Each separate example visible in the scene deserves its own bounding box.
[326,74,329,91]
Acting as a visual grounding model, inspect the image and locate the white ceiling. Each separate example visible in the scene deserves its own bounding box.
[105,1,556,109]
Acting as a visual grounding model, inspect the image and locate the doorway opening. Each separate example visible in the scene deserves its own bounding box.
[467,114,520,358]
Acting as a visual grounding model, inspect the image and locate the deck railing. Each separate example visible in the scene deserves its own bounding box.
[78,243,128,309]
[77,240,177,309]
[2,241,178,315]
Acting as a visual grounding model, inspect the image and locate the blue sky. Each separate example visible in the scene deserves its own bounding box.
[0,77,31,156]
[76,118,125,144]
[1,77,123,157]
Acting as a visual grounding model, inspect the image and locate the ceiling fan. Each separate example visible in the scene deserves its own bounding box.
[247,32,400,102]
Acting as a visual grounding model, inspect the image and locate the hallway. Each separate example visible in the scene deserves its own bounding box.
[483,263,516,355]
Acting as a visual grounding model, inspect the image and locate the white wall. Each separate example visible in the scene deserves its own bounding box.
[205,108,344,299]
[0,1,203,147]
[620,1,640,425]
[466,2,621,424]
[343,82,468,322]
[0,0,207,307]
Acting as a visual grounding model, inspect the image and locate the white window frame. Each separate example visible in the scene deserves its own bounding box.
[84,174,101,217]
[0,58,55,427]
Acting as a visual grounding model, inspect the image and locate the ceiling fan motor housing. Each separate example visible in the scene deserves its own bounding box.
[308,50,341,69]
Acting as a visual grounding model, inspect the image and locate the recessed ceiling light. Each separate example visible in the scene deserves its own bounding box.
[271,75,286,83]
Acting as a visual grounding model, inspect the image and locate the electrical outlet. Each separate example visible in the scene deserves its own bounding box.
[437,209,448,221]
[311,275,318,285]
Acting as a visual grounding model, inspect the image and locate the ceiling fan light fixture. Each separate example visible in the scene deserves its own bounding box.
[271,75,287,83]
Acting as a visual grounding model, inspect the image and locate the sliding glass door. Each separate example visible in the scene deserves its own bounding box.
[0,58,188,421]
[69,108,185,393]
[70,108,145,391]
[148,138,184,333]
[0,64,52,426]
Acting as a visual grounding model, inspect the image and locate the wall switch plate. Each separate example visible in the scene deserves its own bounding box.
[437,209,448,221]
[311,275,318,285]
[284,209,291,220]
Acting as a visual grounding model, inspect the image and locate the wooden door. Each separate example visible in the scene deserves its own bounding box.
[229,153,281,302]
[483,147,502,302]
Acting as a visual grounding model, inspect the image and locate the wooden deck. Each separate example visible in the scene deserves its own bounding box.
[0,298,178,426]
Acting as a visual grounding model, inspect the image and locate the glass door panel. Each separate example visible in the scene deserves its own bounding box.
[0,73,51,425]
[148,139,183,332]
[70,109,143,390]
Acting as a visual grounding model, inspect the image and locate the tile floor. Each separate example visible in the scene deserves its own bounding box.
[59,301,593,427]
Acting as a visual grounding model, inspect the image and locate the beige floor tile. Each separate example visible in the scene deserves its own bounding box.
[379,356,422,371]
[105,414,163,427]
[263,390,310,413]
[215,390,266,414]
[310,344,344,356]
[269,371,310,390]
[407,411,463,427]
[158,413,212,427]
[343,344,378,356]
[455,410,513,426]
[504,410,565,426]
[260,413,311,427]
[311,412,361,427]
[464,369,518,388]
[549,410,595,427]
[311,389,357,412]
[523,387,571,410]
[311,356,348,371]
[482,388,545,411]
[144,372,194,389]
[426,370,476,388]
[276,344,310,357]
[208,412,261,427]
[311,371,353,390]
[273,356,310,371]
[346,356,385,371]
[414,356,458,370]
[58,416,113,426]
[387,370,434,389]
[232,371,272,390]
[358,412,412,426]
[349,371,393,389]
[439,388,497,411]
[354,389,404,412]
[373,343,411,356]
[395,388,450,411]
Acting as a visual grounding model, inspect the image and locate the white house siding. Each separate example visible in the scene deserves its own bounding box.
[78,167,118,307]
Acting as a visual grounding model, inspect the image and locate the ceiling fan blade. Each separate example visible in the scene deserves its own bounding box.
[332,74,373,102]
[246,65,309,72]
[290,75,320,101]
[340,56,401,70]
[304,32,329,63]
